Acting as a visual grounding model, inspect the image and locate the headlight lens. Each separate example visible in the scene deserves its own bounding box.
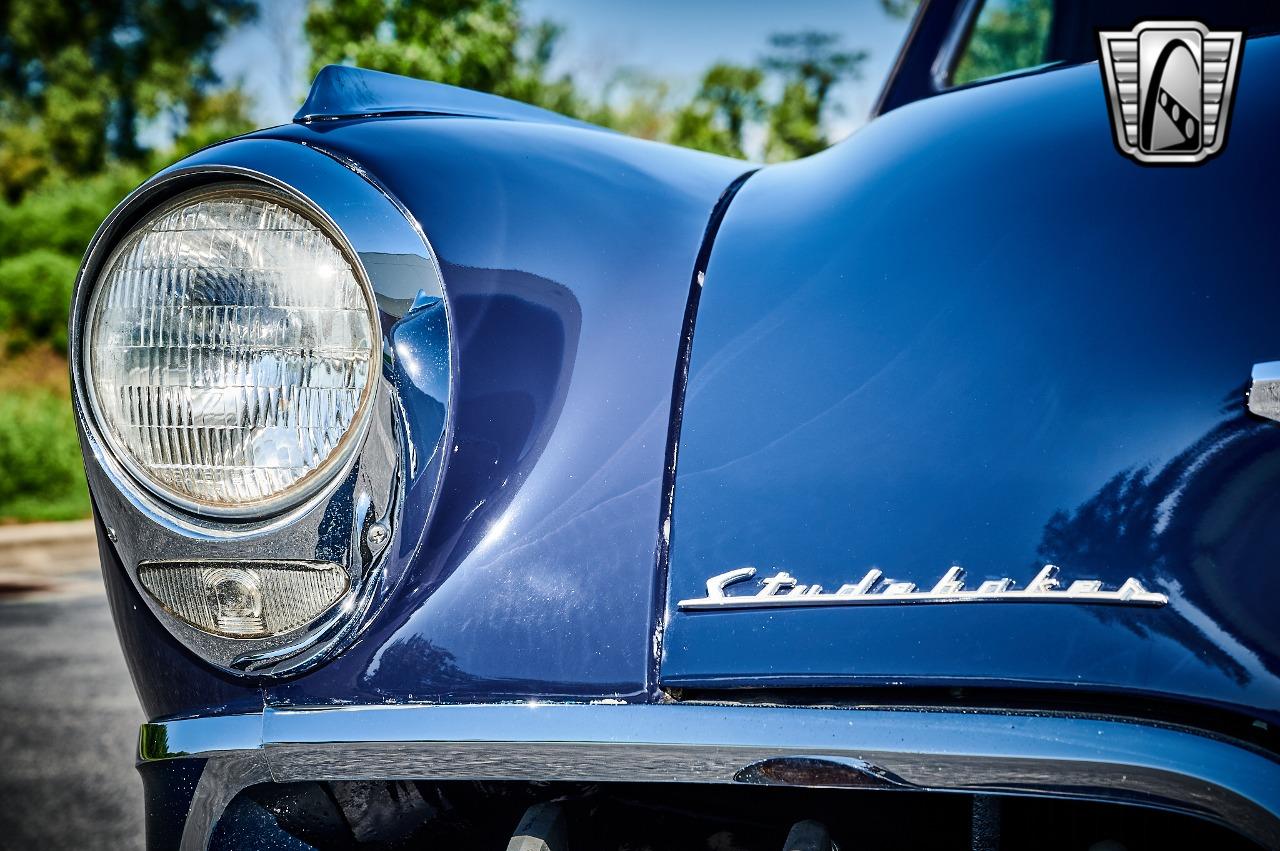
[85,186,377,515]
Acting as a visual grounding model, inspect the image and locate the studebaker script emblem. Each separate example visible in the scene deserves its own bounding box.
[678,565,1167,611]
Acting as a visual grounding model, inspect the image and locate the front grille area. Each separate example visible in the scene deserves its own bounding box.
[209,779,1261,850]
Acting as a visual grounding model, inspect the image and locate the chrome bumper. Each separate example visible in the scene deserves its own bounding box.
[140,702,1280,851]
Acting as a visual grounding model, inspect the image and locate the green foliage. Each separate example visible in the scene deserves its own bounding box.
[304,0,583,114]
[169,89,258,158]
[0,164,147,260]
[764,32,867,106]
[767,81,827,161]
[670,103,738,158]
[0,250,79,352]
[0,387,90,523]
[583,72,674,141]
[0,2,270,522]
[0,0,256,199]
[0,158,149,522]
[763,31,866,161]
[0,162,146,364]
[304,1,869,161]
[952,0,1053,86]
[305,0,520,88]
[670,64,765,158]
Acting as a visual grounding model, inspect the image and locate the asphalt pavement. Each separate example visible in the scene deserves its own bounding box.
[0,569,145,850]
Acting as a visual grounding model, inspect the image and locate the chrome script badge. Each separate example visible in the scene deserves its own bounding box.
[678,565,1168,611]
[1098,21,1242,165]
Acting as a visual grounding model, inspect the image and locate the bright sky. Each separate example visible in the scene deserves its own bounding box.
[214,0,915,143]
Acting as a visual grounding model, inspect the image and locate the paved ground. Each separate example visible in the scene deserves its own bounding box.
[0,570,145,850]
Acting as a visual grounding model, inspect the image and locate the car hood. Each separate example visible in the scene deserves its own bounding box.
[661,35,1280,727]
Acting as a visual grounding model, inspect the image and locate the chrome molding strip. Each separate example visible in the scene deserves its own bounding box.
[143,703,1280,851]
[139,713,263,762]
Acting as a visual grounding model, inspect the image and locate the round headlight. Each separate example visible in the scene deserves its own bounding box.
[84,185,378,516]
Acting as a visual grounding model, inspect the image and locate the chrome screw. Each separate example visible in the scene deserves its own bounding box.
[366,522,390,551]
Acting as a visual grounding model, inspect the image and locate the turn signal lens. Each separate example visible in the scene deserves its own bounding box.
[137,560,348,638]
[84,186,377,516]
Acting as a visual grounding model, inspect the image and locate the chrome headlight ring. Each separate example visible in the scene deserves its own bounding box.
[70,140,452,676]
[81,182,382,519]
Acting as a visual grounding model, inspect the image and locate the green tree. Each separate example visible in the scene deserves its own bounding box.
[0,0,256,200]
[304,0,581,114]
[169,87,258,159]
[586,71,675,141]
[765,81,823,161]
[951,0,1053,86]
[670,63,765,158]
[762,31,866,161]
[0,2,264,522]
[304,3,880,163]
[0,249,79,352]
[0,387,90,522]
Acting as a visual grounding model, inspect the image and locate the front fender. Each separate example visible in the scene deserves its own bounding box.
[202,117,746,707]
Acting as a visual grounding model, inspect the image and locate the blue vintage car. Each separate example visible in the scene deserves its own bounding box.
[69,1,1280,848]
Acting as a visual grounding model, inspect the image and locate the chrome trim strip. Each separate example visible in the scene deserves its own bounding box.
[139,713,263,762]
[142,703,1280,850]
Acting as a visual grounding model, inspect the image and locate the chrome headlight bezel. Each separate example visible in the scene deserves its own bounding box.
[79,182,383,520]
[70,143,453,677]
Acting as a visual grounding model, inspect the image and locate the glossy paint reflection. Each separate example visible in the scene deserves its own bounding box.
[255,117,747,703]
[1037,404,1280,686]
[662,36,1280,723]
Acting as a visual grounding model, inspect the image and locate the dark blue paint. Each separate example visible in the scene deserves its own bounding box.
[91,27,1280,851]
[209,794,319,851]
[662,35,1280,725]
[239,117,747,704]
[94,512,264,720]
[138,758,208,851]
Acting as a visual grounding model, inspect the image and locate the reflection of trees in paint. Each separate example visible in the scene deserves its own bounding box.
[1037,388,1280,686]
[364,634,471,693]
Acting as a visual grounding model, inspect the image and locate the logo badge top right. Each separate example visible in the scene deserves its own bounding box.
[1099,21,1243,165]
